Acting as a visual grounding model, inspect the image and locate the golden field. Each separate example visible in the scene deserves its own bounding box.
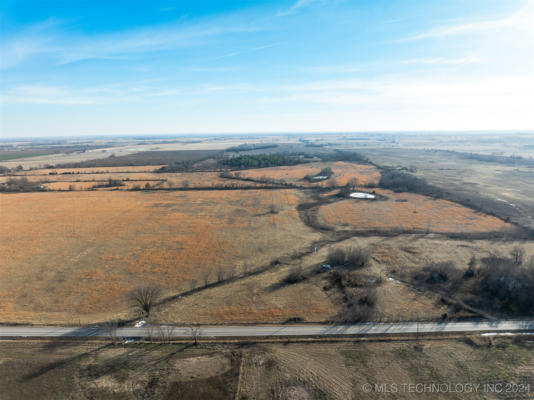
[318,189,512,233]
[238,161,380,187]
[0,190,320,324]
[2,169,271,190]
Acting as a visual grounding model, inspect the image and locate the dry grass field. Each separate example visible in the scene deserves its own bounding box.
[2,169,273,190]
[318,189,512,233]
[2,338,531,400]
[241,339,534,400]
[0,189,320,324]
[153,234,534,325]
[238,161,380,187]
[152,262,338,324]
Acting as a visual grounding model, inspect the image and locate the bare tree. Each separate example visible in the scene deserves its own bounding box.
[347,178,359,190]
[510,247,525,265]
[190,279,197,291]
[189,325,202,345]
[157,326,175,343]
[203,271,211,287]
[129,283,162,316]
[217,268,225,282]
[104,319,119,344]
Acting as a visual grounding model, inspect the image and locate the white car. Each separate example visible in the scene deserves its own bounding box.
[134,320,146,328]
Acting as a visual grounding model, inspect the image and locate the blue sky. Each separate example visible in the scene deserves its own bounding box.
[0,0,533,137]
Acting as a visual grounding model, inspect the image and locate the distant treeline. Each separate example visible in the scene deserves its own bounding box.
[55,150,221,169]
[437,150,534,167]
[319,150,370,164]
[225,143,279,152]
[221,154,304,169]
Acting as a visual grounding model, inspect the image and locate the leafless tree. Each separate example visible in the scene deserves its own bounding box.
[104,319,119,344]
[157,326,175,343]
[129,283,162,316]
[190,279,197,291]
[189,325,202,345]
[203,271,211,286]
[510,247,525,265]
[217,268,225,282]
[347,178,359,190]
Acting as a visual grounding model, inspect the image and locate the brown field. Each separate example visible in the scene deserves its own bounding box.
[318,189,512,233]
[16,165,166,175]
[2,169,272,190]
[154,234,534,325]
[153,262,338,324]
[3,338,531,400]
[238,161,380,187]
[0,190,320,324]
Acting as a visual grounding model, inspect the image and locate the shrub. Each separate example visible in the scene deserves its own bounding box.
[327,246,371,269]
[327,248,346,267]
[284,266,306,284]
[0,178,46,192]
[476,254,534,315]
[346,247,371,269]
[93,178,125,188]
[339,288,377,322]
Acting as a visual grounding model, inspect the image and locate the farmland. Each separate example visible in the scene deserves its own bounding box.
[1,134,533,327]
[0,189,320,324]
[318,189,512,234]
[236,161,380,187]
[1,337,532,400]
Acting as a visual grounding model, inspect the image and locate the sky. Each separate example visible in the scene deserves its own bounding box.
[0,0,533,137]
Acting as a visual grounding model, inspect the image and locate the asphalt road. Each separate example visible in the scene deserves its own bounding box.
[1,320,533,338]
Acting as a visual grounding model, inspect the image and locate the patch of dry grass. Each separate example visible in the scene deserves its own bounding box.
[319,189,511,233]
[238,162,380,187]
[0,190,319,324]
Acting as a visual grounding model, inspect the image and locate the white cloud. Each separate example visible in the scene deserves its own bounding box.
[401,56,482,65]
[401,0,534,41]
[2,84,144,105]
[0,14,263,69]
[276,0,325,17]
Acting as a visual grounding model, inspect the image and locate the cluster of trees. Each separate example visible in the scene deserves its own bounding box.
[92,178,125,188]
[319,150,369,164]
[156,160,195,172]
[378,169,442,197]
[412,261,464,295]
[0,177,46,192]
[475,249,534,315]
[221,154,303,169]
[327,246,371,269]
[411,247,534,317]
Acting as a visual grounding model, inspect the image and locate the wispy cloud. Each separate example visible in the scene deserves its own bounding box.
[276,0,326,17]
[1,84,142,105]
[209,43,279,61]
[401,56,482,65]
[400,0,534,41]
[0,14,264,69]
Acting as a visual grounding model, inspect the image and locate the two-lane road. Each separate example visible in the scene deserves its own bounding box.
[1,320,533,338]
